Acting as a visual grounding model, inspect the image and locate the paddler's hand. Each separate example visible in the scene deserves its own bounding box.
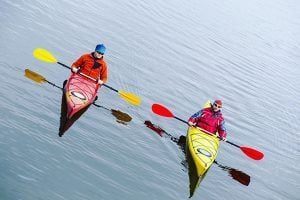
[97,79,104,85]
[188,121,196,126]
[220,137,227,142]
[71,67,79,73]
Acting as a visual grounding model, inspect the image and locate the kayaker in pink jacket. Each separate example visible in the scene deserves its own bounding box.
[188,100,227,140]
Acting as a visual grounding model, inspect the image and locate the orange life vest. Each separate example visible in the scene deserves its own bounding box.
[72,53,108,82]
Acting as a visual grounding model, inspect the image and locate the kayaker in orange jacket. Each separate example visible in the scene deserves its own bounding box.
[188,100,227,141]
[71,44,108,85]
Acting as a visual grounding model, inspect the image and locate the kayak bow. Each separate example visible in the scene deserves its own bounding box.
[59,73,99,135]
[186,126,220,197]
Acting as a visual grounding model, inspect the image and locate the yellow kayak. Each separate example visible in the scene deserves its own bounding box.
[186,126,220,197]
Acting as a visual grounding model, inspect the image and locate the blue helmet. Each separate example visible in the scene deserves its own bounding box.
[95,44,106,55]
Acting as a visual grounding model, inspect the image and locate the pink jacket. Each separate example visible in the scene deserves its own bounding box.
[188,107,227,139]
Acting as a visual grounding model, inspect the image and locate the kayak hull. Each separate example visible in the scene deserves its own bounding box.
[59,73,99,135]
[186,126,220,197]
[65,73,99,119]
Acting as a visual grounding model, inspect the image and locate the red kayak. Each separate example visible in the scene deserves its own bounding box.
[59,73,100,136]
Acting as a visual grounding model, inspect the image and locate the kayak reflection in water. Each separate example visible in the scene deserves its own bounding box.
[144,120,251,187]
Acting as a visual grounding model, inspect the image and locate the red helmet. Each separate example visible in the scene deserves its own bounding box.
[214,100,223,108]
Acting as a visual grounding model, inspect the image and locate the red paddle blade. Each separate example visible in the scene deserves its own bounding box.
[151,104,174,118]
[240,146,264,160]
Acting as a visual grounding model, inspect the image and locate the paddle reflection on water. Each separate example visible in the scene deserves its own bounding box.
[93,103,132,124]
[214,160,250,186]
[144,120,251,186]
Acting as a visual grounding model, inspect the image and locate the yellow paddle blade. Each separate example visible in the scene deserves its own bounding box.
[118,90,142,106]
[33,48,57,63]
[203,100,211,108]
[24,69,46,84]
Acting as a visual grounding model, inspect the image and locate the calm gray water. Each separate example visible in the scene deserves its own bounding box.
[0,0,299,199]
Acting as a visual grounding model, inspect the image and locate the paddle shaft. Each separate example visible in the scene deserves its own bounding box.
[58,62,96,82]
[175,116,189,125]
[58,62,70,70]
[92,103,110,111]
[57,61,118,92]
[173,115,224,139]
[172,115,243,148]
[102,83,118,92]
[45,80,63,90]
[225,140,240,148]
[42,77,110,110]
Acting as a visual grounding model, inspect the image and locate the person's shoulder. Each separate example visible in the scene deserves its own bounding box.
[101,58,108,66]
[76,53,91,59]
[202,107,211,112]
[81,53,92,57]
[218,112,225,120]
